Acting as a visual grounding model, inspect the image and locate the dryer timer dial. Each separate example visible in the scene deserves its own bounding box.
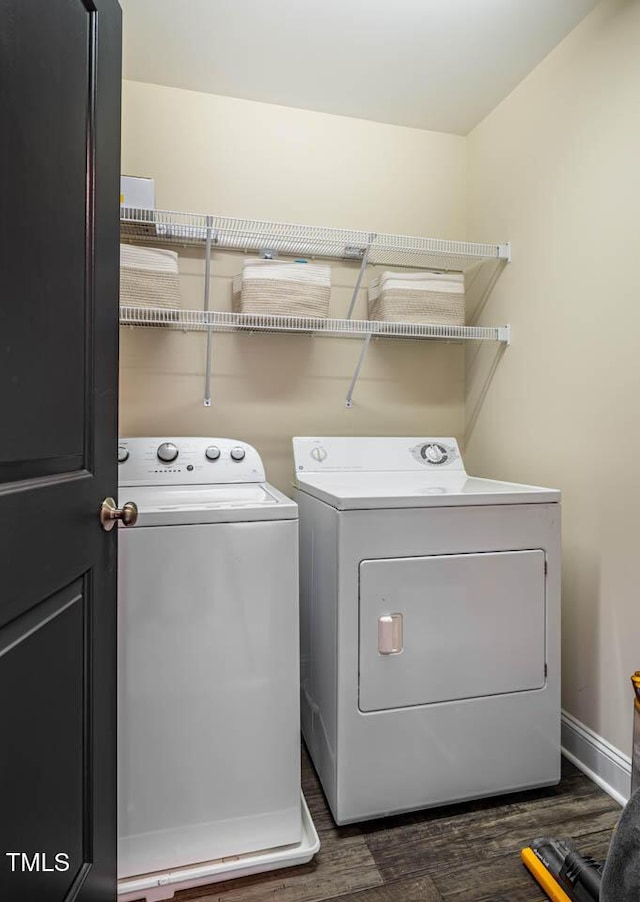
[421,443,448,465]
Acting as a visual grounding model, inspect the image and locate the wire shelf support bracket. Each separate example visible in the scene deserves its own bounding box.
[346,235,375,320]
[497,325,511,345]
[345,334,372,408]
[203,216,214,406]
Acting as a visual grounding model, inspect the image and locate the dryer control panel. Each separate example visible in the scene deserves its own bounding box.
[118,437,266,486]
[293,437,465,473]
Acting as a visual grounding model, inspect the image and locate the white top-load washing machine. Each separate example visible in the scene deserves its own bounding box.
[293,436,561,825]
[117,438,318,901]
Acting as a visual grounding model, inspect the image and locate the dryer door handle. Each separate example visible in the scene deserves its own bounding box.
[378,614,403,655]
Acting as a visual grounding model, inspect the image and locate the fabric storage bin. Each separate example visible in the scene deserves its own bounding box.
[233,259,331,319]
[368,270,465,325]
[120,244,182,313]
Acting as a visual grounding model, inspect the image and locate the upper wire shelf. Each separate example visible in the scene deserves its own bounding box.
[119,306,511,344]
[120,207,510,271]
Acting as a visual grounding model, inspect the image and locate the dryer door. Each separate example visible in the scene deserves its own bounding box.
[359,550,546,712]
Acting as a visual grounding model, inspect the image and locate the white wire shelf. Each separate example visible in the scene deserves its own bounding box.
[119,306,511,343]
[120,207,510,271]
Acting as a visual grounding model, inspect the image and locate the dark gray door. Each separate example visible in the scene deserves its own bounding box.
[0,1,121,899]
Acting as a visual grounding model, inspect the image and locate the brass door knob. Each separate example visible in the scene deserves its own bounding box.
[100,497,138,531]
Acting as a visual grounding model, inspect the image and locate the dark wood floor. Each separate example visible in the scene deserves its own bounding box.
[166,747,622,902]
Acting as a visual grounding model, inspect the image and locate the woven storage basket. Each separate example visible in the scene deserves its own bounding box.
[368,271,464,325]
[120,244,182,313]
[233,259,331,319]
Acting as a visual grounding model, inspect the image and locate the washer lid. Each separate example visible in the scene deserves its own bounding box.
[294,471,560,510]
[118,482,297,526]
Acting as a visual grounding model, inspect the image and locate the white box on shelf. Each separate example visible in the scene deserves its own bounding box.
[120,175,155,210]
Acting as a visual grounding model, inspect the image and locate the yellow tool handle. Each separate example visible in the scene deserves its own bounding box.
[521,847,573,902]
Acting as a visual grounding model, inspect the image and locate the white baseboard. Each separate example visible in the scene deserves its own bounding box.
[561,709,630,807]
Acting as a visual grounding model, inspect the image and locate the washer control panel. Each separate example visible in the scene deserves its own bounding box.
[118,437,266,486]
[293,437,464,472]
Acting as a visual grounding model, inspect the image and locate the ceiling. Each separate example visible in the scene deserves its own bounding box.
[121,0,600,135]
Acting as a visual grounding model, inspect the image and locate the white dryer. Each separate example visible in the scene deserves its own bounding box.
[117,437,318,901]
[293,436,561,825]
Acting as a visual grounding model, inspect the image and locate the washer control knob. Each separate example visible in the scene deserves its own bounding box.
[421,443,447,464]
[118,445,129,463]
[157,442,179,463]
[230,446,246,462]
[205,446,221,461]
[311,446,327,462]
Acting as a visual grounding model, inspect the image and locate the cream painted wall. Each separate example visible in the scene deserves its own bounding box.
[120,80,467,491]
[466,0,640,754]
